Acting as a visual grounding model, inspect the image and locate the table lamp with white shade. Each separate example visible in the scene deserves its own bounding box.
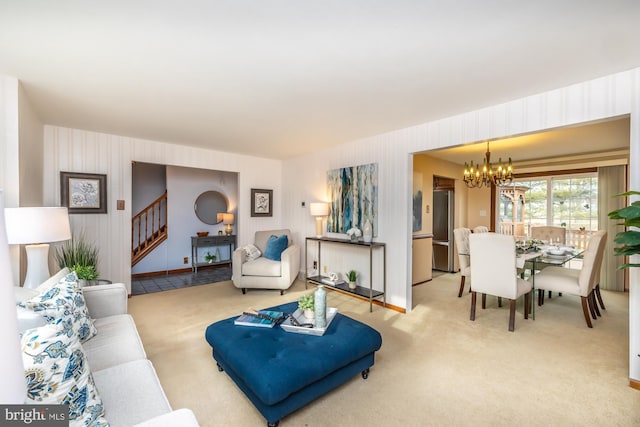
[222,213,234,236]
[0,190,27,403]
[4,207,71,289]
[310,202,329,238]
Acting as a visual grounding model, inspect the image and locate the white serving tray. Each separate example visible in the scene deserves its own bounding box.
[280,307,338,336]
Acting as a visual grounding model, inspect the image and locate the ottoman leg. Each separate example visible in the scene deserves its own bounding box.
[362,368,370,379]
[217,363,223,372]
[267,421,279,427]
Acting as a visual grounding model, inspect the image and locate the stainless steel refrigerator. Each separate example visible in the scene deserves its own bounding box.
[432,189,454,272]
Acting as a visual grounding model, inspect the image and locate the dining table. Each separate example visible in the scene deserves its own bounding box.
[517,245,584,320]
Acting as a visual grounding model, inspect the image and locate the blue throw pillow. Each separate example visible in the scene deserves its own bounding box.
[263,234,288,261]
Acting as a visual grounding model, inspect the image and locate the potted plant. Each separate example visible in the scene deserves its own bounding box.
[204,251,217,264]
[55,233,100,285]
[346,270,357,290]
[298,293,315,320]
[608,190,640,269]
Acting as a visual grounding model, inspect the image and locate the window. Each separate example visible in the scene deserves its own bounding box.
[515,173,598,232]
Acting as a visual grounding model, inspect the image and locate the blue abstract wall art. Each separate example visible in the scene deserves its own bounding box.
[327,163,378,236]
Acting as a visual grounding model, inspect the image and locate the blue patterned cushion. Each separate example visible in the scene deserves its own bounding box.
[21,321,108,427]
[18,272,97,342]
[263,234,288,261]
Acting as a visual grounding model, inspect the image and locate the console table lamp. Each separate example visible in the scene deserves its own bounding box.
[0,191,27,403]
[310,202,329,238]
[223,213,234,236]
[4,207,71,289]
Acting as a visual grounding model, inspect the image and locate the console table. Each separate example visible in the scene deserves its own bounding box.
[305,237,386,312]
[191,235,236,273]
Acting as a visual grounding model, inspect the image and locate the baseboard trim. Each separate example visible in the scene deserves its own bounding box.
[132,264,227,279]
[630,378,640,391]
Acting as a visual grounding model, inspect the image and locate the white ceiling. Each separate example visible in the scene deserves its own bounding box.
[1,1,640,160]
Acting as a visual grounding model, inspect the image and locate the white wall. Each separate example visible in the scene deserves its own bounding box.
[43,126,284,291]
[17,83,44,207]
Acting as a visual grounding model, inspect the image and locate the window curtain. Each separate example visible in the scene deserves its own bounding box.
[598,165,626,291]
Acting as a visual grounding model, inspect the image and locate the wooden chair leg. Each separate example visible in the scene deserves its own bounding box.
[508,299,516,332]
[592,292,601,317]
[481,293,487,309]
[595,284,606,310]
[458,276,466,297]
[581,296,593,328]
[588,291,598,320]
[470,291,477,321]
[538,288,545,306]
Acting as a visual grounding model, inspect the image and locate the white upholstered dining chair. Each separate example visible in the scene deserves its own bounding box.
[533,230,607,328]
[472,226,489,233]
[453,227,472,297]
[469,232,532,332]
[531,225,566,244]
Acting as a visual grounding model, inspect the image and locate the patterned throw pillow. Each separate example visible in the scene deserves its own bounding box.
[21,321,109,427]
[243,244,262,261]
[18,272,97,342]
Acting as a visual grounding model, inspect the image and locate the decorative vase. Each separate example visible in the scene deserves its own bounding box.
[349,281,357,290]
[314,285,327,328]
[303,309,315,321]
[363,220,372,243]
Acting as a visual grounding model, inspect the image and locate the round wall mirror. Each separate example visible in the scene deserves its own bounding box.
[194,191,228,225]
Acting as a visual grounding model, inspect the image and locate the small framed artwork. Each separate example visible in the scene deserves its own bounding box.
[60,172,107,214]
[251,188,273,217]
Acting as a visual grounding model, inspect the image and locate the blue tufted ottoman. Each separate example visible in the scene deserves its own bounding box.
[204,301,382,426]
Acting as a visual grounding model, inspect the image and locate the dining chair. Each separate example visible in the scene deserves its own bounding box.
[469,232,532,332]
[453,227,472,297]
[472,226,489,233]
[531,226,566,244]
[533,230,607,328]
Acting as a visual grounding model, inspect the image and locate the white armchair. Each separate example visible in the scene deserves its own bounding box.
[232,229,300,295]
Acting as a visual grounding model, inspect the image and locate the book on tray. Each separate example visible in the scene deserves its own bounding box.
[321,276,345,286]
[234,310,285,328]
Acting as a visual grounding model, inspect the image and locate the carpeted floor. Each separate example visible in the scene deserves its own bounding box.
[128,272,639,426]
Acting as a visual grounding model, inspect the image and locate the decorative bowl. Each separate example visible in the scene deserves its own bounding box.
[196,231,209,237]
[547,248,565,256]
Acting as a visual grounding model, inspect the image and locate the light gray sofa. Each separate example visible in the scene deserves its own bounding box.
[232,229,300,294]
[14,269,199,427]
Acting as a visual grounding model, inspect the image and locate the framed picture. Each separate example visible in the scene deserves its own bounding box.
[60,172,107,214]
[251,189,273,217]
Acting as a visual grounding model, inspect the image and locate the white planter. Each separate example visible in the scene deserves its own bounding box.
[348,281,357,290]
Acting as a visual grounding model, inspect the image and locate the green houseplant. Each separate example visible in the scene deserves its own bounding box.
[298,293,315,320]
[346,270,357,290]
[608,190,640,269]
[55,234,100,282]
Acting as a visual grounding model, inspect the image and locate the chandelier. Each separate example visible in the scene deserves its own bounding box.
[463,142,514,188]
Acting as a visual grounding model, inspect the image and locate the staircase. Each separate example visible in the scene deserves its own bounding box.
[132,191,168,266]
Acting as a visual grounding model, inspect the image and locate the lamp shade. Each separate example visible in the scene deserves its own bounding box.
[5,207,71,244]
[310,202,329,217]
[222,213,235,225]
[0,190,28,403]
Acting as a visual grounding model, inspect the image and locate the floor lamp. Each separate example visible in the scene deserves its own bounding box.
[4,207,71,289]
[0,190,27,403]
